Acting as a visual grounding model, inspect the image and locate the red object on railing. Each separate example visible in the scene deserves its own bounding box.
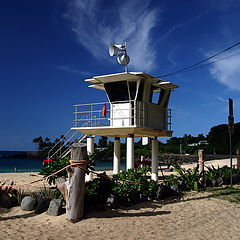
[43,159,57,166]
[101,103,107,117]
[134,160,151,168]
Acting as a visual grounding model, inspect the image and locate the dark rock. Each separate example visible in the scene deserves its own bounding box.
[217,177,224,186]
[232,174,240,185]
[170,185,181,196]
[213,177,223,187]
[119,197,131,207]
[156,185,174,200]
[10,196,19,207]
[94,203,105,211]
[0,189,11,208]
[139,193,148,202]
[21,196,37,211]
[129,190,140,204]
[106,194,119,209]
[47,199,63,216]
[205,179,213,187]
[35,198,50,214]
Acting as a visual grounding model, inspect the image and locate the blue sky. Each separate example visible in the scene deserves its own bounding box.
[1,0,240,151]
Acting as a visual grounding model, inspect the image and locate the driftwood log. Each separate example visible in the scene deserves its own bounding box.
[56,143,88,222]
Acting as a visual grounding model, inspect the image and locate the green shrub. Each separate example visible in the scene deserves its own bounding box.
[112,166,158,198]
[40,157,95,185]
[85,173,114,204]
[165,165,203,191]
[39,158,70,185]
[205,165,240,186]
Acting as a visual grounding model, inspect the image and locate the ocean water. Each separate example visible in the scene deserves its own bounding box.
[0,151,126,173]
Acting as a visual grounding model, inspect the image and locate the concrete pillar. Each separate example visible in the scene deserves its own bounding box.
[113,137,121,174]
[126,134,134,170]
[86,136,94,181]
[151,138,159,181]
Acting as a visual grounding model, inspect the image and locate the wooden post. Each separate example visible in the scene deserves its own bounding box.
[198,150,204,173]
[56,143,88,222]
[237,149,240,170]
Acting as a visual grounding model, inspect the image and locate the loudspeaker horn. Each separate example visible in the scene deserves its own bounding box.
[116,52,130,66]
[109,43,125,56]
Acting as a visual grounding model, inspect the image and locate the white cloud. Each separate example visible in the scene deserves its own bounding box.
[217,96,227,103]
[160,11,208,41]
[64,0,160,71]
[209,51,240,91]
[55,65,92,76]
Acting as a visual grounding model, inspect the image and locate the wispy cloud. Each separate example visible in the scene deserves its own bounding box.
[160,11,208,41]
[167,46,179,69]
[55,65,93,76]
[217,96,227,103]
[64,0,160,71]
[209,50,240,91]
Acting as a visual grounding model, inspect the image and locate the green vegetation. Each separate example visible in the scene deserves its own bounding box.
[112,166,158,199]
[40,157,70,185]
[165,165,203,191]
[207,187,240,203]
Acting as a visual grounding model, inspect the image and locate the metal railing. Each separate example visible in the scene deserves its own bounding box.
[47,130,87,160]
[73,100,172,131]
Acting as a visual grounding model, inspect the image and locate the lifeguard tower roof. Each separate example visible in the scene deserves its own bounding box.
[85,72,178,91]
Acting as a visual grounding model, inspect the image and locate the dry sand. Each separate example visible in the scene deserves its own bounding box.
[0,158,239,240]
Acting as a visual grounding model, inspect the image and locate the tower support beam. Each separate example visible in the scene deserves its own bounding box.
[151,138,159,181]
[126,134,134,170]
[86,136,94,181]
[113,137,121,174]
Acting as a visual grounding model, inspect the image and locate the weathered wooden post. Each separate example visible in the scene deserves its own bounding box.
[198,149,204,174]
[56,143,88,222]
[198,149,205,184]
[237,149,240,170]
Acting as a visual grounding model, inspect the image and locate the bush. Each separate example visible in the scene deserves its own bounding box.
[205,165,240,186]
[165,165,203,191]
[40,157,95,185]
[85,173,114,205]
[112,167,158,199]
[39,158,70,185]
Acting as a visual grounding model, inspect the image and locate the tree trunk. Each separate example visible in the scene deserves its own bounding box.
[56,142,88,222]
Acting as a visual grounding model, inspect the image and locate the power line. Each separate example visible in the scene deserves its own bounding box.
[179,50,240,74]
[158,41,240,78]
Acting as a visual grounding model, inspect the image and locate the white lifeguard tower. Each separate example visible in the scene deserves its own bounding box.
[72,71,178,180]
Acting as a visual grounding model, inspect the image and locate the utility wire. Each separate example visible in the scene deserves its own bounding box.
[158,41,240,78]
[179,50,240,74]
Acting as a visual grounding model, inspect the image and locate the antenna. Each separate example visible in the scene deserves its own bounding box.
[109,42,130,72]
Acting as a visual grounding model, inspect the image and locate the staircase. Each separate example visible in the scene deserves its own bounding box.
[47,129,87,160]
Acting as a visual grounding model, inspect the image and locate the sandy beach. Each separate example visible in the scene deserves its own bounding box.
[0,158,239,240]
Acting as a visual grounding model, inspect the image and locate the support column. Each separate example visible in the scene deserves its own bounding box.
[126,134,134,170]
[86,136,94,181]
[151,137,159,181]
[113,137,120,174]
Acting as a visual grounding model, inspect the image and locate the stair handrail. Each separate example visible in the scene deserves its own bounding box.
[59,133,87,159]
[47,129,74,159]
[48,130,79,159]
